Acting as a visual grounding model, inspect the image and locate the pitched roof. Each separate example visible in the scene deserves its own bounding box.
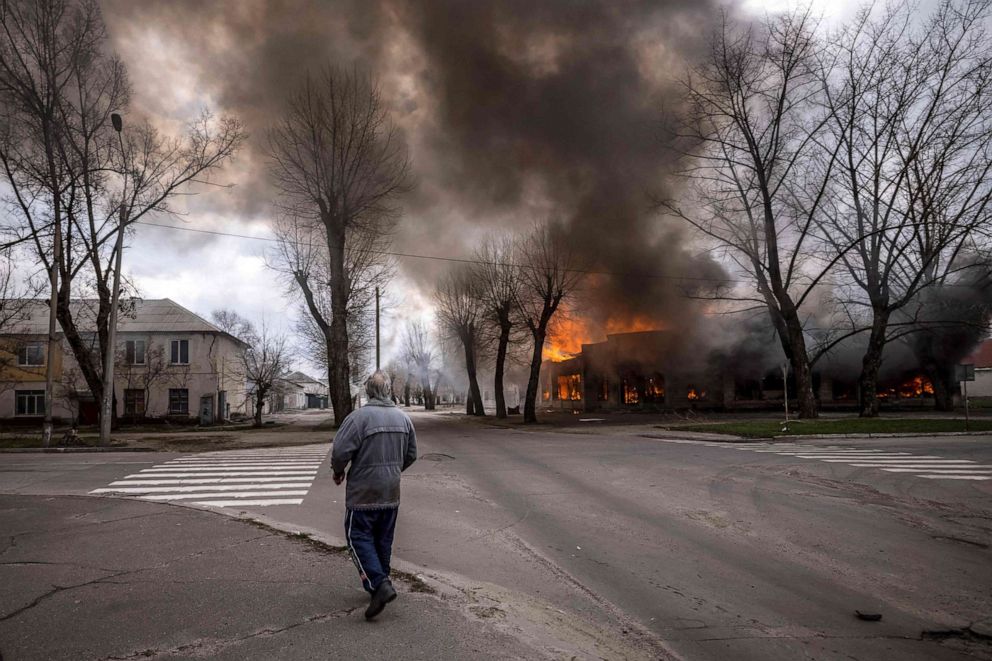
[282,371,325,387]
[3,298,242,343]
[965,338,992,368]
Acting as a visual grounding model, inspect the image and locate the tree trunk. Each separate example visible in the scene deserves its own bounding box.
[462,332,485,416]
[774,312,818,418]
[327,314,352,425]
[858,310,890,418]
[253,387,266,427]
[494,321,510,418]
[523,328,546,424]
[913,338,955,412]
[421,373,434,410]
[56,298,106,420]
[930,371,955,412]
[324,219,353,426]
[404,380,411,407]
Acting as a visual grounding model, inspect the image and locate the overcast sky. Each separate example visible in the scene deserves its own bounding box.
[92,0,856,375]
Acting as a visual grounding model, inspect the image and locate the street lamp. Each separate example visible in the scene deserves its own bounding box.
[99,113,127,445]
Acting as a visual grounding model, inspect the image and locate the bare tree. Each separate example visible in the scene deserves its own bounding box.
[0,0,244,436]
[211,309,254,341]
[116,339,168,422]
[663,8,842,418]
[817,1,992,416]
[401,319,437,410]
[474,235,522,418]
[383,358,404,404]
[516,221,583,424]
[267,66,409,426]
[435,265,486,415]
[0,249,30,399]
[211,309,290,426]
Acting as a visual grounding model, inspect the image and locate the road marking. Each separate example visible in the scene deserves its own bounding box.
[847,463,990,468]
[139,466,321,472]
[165,460,324,465]
[124,471,318,478]
[191,499,305,506]
[93,483,313,494]
[140,490,310,500]
[713,442,989,482]
[785,453,912,456]
[917,475,991,481]
[90,446,329,507]
[820,458,974,464]
[109,477,316,486]
[881,468,992,473]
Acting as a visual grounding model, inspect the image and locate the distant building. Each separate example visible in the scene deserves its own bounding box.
[0,299,249,424]
[964,339,992,398]
[265,371,328,412]
[284,371,329,409]
[538,329,946,412]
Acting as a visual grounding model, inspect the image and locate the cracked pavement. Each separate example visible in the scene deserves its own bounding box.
[3,413,992,660]
[0,495,537,660]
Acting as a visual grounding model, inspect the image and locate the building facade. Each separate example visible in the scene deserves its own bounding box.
[0,299,249,424]
[538,329,943,412]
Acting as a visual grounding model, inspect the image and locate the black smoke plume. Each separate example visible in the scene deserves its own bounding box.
[101,0,727,338]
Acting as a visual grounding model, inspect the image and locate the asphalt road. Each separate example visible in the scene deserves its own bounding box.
[3,412,991,660]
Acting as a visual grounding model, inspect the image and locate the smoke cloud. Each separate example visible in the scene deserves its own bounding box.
[101,0,728,341]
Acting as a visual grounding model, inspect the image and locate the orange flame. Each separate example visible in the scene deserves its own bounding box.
[896,376,934,398]
[544,314,665,362]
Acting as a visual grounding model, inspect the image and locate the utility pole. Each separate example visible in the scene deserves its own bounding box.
[42,206,62,448]
[100,113,127,445]
[41,116,64,448]
[375,286,381,370]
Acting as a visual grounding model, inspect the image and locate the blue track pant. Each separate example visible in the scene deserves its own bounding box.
[345,508,398,593]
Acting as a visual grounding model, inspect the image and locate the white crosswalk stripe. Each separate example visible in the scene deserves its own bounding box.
[657,439,991,481]
[89,445,330,507]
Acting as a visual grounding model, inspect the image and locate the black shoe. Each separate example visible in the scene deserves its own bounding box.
[365,579,397,620]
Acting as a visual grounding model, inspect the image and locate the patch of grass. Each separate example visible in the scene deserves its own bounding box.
[666,418,992,438]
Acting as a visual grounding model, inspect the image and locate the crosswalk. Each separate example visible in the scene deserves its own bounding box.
[90,446,330,507]
[659,439,991,481]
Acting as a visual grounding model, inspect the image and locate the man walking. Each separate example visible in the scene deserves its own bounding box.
[331,370,417,620]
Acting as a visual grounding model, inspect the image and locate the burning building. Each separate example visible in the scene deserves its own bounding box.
[540,330,725,410]
[539,328,947,413]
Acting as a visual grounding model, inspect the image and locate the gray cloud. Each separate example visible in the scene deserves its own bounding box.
[102,0,728,338]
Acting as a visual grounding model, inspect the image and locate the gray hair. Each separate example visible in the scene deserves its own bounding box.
[365,370,392,401]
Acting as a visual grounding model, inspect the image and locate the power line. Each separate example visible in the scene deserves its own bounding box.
[132,219,745,284]
[131,219,989,290]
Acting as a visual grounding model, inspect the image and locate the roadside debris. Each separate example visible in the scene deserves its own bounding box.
[855,610,883,621]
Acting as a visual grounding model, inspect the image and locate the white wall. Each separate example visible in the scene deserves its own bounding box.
[971,368,992,398]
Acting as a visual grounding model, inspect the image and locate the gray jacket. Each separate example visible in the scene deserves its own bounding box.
[330,399,417,510]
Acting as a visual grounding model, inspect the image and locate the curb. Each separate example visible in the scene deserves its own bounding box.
[0,446,157,453]
[647,430,991,443]
[776,430,992,441]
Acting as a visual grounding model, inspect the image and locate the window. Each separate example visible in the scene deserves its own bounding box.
[168,388,189,415]
[17,343,44,366]
[170,339,189,365]
[557,374,582,401]
[124,389,145,417]
[15,390,45,416]
[125,340,146,365]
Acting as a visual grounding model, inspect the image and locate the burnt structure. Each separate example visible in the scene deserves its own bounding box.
[539,330,940,412]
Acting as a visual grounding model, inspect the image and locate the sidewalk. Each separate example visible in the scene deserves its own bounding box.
[0,495,534,660]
